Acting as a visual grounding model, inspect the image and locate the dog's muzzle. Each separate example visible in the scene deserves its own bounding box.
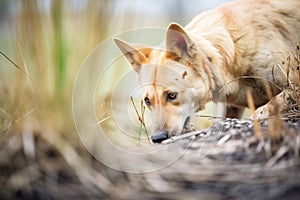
[151,131,168,143]
[151,116,191,143]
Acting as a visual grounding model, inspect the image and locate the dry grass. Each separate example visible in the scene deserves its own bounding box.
[0,1,121,198]
[250,44,300,155]
[246,90,263,139]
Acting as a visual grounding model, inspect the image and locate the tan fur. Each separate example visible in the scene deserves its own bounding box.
[115,0,300,138]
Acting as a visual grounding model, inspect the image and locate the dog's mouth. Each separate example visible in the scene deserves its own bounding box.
[181,116,192,134]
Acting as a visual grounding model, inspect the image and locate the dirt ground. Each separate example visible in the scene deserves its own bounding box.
[1,117,300,200]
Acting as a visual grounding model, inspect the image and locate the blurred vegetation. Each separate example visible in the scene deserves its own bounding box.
[1,0,110,138]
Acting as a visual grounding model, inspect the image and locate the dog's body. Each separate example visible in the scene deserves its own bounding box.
[115,0,300,142]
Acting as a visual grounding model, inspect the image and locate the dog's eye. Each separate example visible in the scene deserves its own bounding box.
[144,97,151,106]
[167,92,177,102]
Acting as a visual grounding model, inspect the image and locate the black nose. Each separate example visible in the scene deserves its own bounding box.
[151,131,168,143]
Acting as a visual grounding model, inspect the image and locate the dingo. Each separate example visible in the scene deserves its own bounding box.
[114,0,300,142]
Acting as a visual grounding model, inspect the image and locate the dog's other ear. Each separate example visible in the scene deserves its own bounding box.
[166,23,195,58]
[114,38,151,73]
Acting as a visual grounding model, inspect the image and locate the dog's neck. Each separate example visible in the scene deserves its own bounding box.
[189,29,238,102]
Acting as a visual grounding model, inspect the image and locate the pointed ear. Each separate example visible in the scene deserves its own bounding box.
[114,38,151,73]
[166,23,194,57]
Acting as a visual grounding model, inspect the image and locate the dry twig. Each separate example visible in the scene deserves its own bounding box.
[130,96,151,143]
[0,50,36,84]
[246,90,262,140]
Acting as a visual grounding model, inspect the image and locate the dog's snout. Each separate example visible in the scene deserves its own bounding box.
[151,131,168,143]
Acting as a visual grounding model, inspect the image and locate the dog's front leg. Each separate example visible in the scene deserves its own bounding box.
[225,105,245,119]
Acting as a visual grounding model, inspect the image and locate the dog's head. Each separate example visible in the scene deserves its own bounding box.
[114,23,213,142]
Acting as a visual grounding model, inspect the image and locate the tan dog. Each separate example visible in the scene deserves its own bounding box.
[114,0,300,142]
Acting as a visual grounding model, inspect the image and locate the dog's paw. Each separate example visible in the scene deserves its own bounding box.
[253,88,300,119]
[253,91,285,119]
[254,105,269,119]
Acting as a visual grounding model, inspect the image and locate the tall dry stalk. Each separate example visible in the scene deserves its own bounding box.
[246,90,262,140]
